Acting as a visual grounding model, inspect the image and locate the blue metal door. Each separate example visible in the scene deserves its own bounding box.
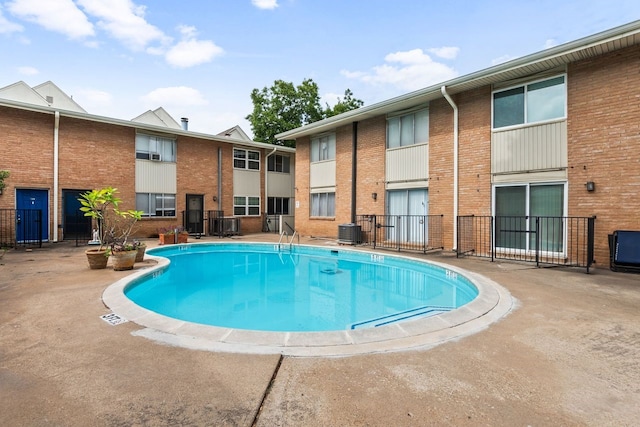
[16,189,48,242]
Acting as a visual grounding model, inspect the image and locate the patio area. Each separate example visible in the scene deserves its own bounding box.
[1,234,639,426]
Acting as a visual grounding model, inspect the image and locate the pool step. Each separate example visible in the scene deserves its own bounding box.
[350,305,453,329]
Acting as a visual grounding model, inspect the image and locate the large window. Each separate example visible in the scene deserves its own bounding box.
[310,134,336,162]
[135,134,176,162]
[493,75,566,129]
[387,108,429,148]
[494,183,565,252]
[234,148,260,170]
[311,192,335,217]
[267,154,290,173]
[267,197,290,215]
[234,196,260,216]
[136,193,176,217]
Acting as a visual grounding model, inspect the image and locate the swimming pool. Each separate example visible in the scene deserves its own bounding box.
[102,242,514,356]
[124,243,479,332]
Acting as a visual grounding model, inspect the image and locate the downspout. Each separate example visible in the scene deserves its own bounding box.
[440,86,458,251]
[265,146,277,225]
[217,147,222,211]
[53,111,60,242]
[351,122,358,224]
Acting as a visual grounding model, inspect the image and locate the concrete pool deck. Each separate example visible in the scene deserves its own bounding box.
[1,234,639,426]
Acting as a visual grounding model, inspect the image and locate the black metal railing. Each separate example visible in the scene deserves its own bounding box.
[206,210,241,237]
[356,214,444,253]
[457,215,596,272]
[63,212,93,246]
[0,209,43,248]
[181,209,204,238]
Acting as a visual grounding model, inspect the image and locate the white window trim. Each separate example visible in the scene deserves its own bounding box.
[386,107,429,148]
[310,191,335,218]
[233,148,261,171]
[491,73,567,132]
[233,195,261,216]
[310,132,336,163]
[136,192,177,218]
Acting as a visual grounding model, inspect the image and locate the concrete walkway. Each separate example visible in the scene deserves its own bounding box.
[1,235,639,426]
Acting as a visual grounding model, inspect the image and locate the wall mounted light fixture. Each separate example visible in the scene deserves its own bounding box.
[372,192,377,201]
[585,181,595,192]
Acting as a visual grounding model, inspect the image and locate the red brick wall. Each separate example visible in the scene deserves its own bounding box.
[0,108,54,210]
[568,44,640,266]
[355,117,387,217]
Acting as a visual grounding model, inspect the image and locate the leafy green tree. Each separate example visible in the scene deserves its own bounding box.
[324,89,364,118]
[246,79,363,147]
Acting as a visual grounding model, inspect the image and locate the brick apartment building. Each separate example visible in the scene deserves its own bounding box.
[0,81,295,242]
[277,20,640,269]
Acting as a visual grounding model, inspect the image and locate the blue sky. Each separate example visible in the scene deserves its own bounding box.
[1,0,640,137]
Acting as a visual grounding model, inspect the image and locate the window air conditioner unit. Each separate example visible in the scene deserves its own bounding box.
[150,153,161,161]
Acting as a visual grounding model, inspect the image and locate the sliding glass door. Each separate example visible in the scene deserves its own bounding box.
[494,183,565,253]
[387,189,428,244]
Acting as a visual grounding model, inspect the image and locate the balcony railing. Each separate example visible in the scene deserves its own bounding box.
[356,214,444,253]
[457,215,596,273]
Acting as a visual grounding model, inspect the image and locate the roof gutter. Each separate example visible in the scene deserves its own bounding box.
[441,86,458,251]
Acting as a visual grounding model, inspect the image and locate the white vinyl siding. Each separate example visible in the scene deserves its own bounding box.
[491,121,567,176]
[385,143,429,186]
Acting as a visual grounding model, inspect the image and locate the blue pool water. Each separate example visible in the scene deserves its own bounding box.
[125,243,479,332]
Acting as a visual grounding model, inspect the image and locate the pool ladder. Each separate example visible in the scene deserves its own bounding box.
[278,229,299,251]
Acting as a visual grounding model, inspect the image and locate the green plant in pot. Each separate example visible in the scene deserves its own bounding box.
[78,187,143,270]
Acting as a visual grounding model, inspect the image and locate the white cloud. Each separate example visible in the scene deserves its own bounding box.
[342,48,458,92]
[141,86,209,107]
[165,25,224,68]
[428,46,459,60]
[77,0,169,51]
[0,5,23,34]
[251,0,278,10]
[544,38,558,49]
[7,0,94,39]
[17,65,38,75]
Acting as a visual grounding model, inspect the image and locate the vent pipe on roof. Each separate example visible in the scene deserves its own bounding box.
[181,117,189,130]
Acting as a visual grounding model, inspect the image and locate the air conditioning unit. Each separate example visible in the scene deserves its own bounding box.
[338,224,361,245]
[150,152,161,161]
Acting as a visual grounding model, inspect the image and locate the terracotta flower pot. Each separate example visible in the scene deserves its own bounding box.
[177,232,189,244]
[86,248,108,270]
[159,233,175,245]
[111,250,137,271]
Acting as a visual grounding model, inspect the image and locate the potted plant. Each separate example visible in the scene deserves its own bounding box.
[158,226,188,245]
[78,187,143,270]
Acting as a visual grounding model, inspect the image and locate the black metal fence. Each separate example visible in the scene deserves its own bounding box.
[206,210,240,237]
[0,209,43,248]
[457,215,596,272]
[355,214,444,253]
[63,212,93,246]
